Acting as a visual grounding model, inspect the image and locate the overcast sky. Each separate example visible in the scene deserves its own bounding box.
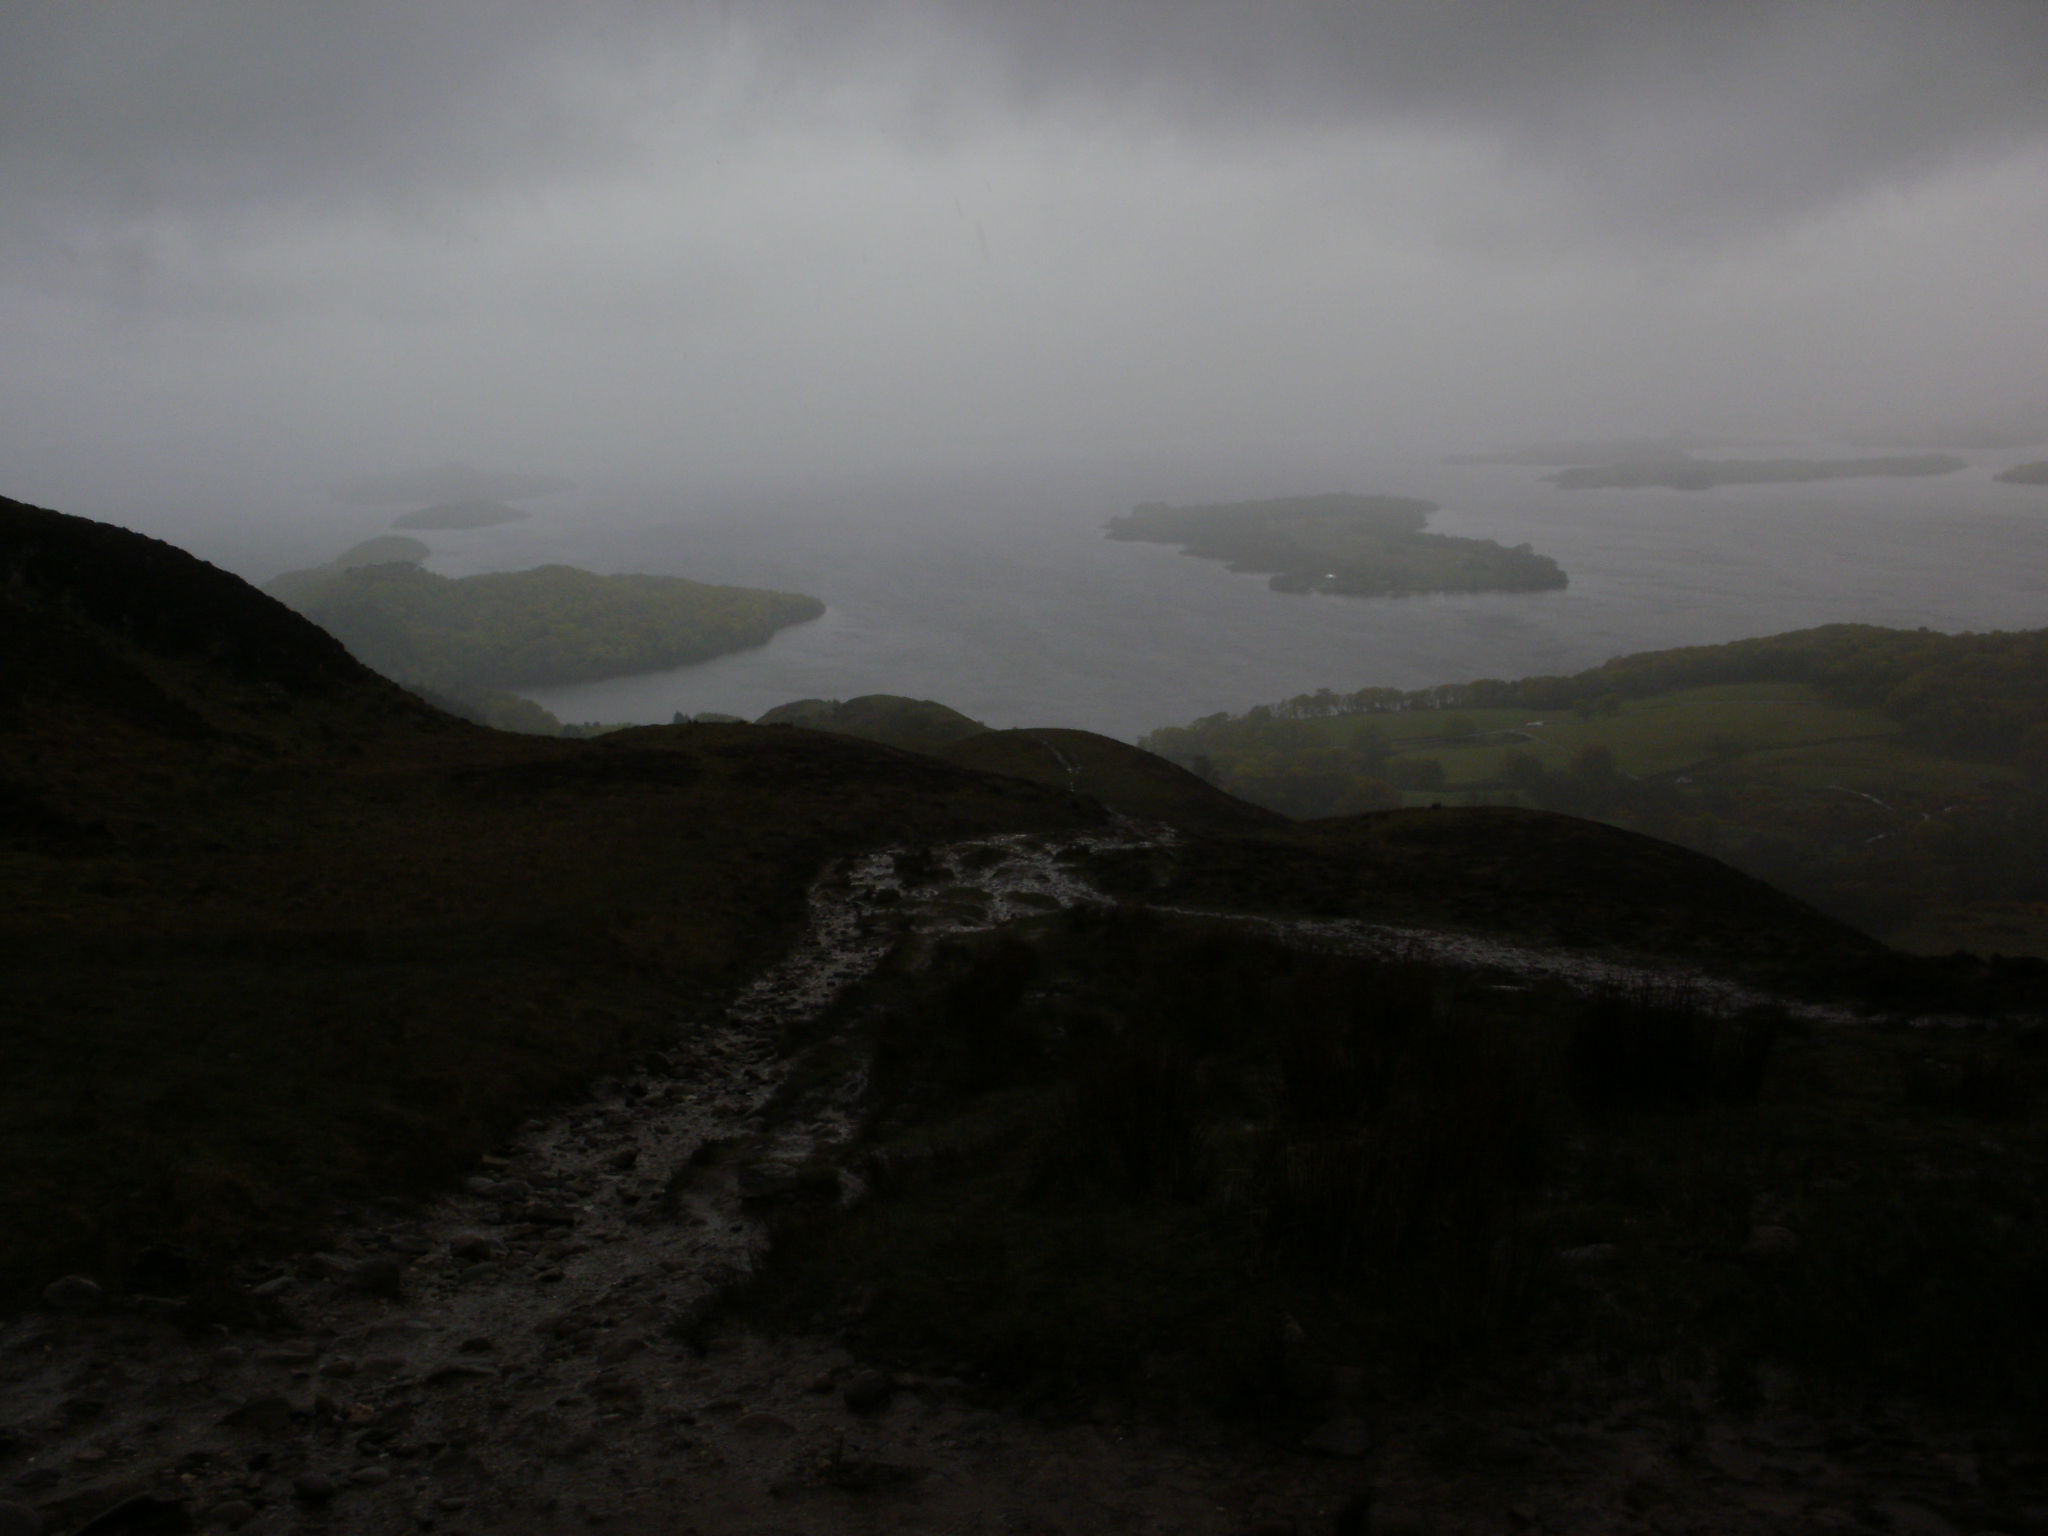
[5,1,2048,520]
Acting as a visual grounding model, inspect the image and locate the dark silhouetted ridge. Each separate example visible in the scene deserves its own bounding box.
[1272,805,1884,971]
[941,727,1285,833]
[2,496,382,695]
[756,694,987,751]
[0,495,448,754]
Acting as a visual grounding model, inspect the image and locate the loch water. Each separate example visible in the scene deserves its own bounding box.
[416,449,2048,742]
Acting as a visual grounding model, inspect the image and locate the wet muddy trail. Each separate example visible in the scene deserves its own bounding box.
[0,829,2026,1535]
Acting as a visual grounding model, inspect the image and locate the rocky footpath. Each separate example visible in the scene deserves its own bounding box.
[2,833,2040,1535]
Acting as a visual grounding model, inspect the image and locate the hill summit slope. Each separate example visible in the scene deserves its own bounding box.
[755,693,986,751]
[939,725,1287,834]
[0,496,432,728]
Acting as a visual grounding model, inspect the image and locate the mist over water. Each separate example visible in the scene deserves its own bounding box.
[11,5,2048,713]
[431,449,2048,740]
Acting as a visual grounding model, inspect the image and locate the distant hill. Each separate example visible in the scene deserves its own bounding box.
[939,727,1284,833]
[1272,807,1881,969]
[251,531,560,733]
[756,694,986,752]
[265,555,824,692]
[1141,622,2048,956]
[392,499,532,531]
[753,701,1284,832]
[264,535,430,599]
[1547,453,1964,490]
[1996,460,2048,485]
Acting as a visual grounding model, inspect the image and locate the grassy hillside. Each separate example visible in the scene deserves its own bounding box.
[1,720,1100,1306]
[1144,628,2048,955]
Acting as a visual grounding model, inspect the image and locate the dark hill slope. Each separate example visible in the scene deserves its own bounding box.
[1,718,1102,1304]
[1090,805,1888,980]
[0,499,1107,1302]
[1300,806,1882,968]
[927,728,1861,970]
[749,701,1283,833]
[1,496,470,848]
[1,496,420,707]
[940,726,1285,834]
[756,694,987,752]
[0,496,452,754]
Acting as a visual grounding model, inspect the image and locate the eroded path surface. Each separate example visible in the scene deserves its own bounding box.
[1,830,2032,1535]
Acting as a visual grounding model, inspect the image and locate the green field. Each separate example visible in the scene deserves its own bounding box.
[1337,683,1905,785]
[1176,682,1930,800]
[1144,633,2048,955]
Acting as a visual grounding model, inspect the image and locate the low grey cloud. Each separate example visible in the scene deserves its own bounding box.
[941,1,2048,235]
[4,2,2046,519]
[8,3,2046,241]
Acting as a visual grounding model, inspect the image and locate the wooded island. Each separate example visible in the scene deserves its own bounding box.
[1106,492,1568,596]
